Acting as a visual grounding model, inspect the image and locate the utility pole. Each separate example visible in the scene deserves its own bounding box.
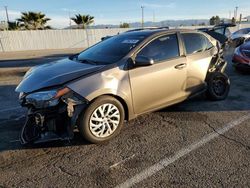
[235,6,239,22]
[4,6,9,30]
[239,14,242,25]
[141,6,144,28]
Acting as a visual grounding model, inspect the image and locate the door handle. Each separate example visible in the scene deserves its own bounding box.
[175,63,187,69]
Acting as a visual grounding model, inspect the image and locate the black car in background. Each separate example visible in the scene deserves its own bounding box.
[198,23,236,46]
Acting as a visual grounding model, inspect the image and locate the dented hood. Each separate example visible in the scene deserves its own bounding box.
[16,58,105,93]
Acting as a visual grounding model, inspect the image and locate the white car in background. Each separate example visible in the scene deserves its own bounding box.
[230,28,250,47]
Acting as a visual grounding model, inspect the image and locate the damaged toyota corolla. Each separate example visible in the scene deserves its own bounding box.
[16,29,230,145]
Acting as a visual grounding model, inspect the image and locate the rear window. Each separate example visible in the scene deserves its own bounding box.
[182,33,213,55]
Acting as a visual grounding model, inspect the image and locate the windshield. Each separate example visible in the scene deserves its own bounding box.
[77,34,146,64]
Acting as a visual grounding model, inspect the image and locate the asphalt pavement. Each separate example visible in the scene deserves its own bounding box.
[0,48,249,188]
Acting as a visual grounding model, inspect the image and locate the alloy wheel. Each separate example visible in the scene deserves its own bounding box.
[212,77,226,96]
[89,103,120,138]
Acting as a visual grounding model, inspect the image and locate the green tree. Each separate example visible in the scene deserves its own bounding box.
[119,22,130,28]
[17,11,51,30]
[209,16,220,25]
[199,22,206,26]
[71,14,94,29]
[231,17,236,24]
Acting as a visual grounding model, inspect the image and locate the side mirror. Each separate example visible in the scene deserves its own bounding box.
[135,56,154,67]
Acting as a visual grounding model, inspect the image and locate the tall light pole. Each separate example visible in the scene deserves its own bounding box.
[141,6,145,28]
[4,6,9,30]
[235,6,239,21]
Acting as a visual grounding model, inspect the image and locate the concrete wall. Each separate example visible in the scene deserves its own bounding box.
[0,28,130,52]
[0,24,250,52]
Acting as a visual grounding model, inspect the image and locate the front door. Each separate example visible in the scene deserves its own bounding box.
[129,34,187,114]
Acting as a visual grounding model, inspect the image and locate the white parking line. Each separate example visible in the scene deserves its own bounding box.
[116,113,250,188]
[0,106,22,113]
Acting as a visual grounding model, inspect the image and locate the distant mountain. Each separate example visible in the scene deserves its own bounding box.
[65,19,210,29]
[129,19,209,28]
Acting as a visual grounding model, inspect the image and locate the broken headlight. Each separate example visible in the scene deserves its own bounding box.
[25,87,70,108]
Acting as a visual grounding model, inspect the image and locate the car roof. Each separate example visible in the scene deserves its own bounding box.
[215,23,236,27]
[120,28,197,37]
[238,27,250,31]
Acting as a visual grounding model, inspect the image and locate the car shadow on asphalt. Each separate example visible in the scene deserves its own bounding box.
[0,118,93,153]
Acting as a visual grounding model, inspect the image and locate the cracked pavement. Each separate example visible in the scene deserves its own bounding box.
[0,47,250,187]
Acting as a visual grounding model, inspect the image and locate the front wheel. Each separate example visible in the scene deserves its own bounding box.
[78,96,125,144]
[206,72,230,101]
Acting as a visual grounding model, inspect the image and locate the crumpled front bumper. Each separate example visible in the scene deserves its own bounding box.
[20,92,88,145]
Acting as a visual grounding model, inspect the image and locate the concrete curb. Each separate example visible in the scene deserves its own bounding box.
[0,67,30,77]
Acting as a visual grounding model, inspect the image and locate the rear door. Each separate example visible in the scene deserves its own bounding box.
[181,32,215,93]
[129,33,187,114]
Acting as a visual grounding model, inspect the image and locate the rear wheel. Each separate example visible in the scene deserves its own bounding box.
[78,96,125,144]
[206,72,230,101]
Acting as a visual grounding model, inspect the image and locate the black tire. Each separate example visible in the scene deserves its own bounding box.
[78,96,125,144]
[206,72,230,101]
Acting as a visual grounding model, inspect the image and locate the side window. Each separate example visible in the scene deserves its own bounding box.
[137,34,179,63]
[182,33,213,55]
[225,28,231,37]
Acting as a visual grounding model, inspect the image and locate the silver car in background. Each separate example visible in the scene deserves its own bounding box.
[230,28,250,47]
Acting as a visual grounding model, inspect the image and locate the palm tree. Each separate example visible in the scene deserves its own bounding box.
[71,14,94,29]
[17,11,51,30]
[8,21,21,30]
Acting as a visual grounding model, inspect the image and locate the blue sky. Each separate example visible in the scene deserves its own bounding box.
[0,0,249,28]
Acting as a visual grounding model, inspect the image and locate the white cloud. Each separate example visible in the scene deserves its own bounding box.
[143,2,176,9]
[61,8,77,13]
[47,15,70,29]
[0,9,21,21]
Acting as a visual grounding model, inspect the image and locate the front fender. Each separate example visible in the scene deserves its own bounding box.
[66,66,135,120]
